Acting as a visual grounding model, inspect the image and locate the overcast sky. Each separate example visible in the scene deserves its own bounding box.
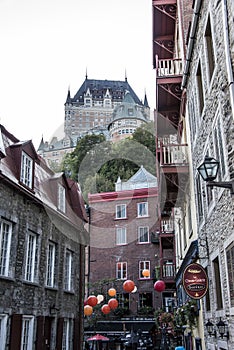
[0,0,155,148]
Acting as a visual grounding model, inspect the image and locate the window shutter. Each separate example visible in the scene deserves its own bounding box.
[35,316,45,350]
[73,318,80,350]
[9,314,22,350]
[44,317,52,348]
[56,317,64,350]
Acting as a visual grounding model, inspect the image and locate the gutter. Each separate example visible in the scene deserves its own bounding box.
[181,0,202,89]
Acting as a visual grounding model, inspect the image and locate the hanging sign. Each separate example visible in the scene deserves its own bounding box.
[182,263,208,299]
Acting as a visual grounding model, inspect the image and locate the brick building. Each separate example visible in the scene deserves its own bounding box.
[86,166,174,342]
[0,124,88,349]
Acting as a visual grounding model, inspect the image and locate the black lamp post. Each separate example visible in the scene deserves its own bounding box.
[216,318,229,340]
[197,156,234,194]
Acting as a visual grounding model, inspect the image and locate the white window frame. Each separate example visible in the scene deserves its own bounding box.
[0,314,8,349]
[64,250,73,292]
[46,242,56,288]
[62,319,73,350]
[138,226,149,243]
[116,262,127,280]
[137,202,148,217]
[0,220,12,277]
[58,184,66,213]
[20,151,33,188]
[25,232,37,282]
[139,261,150,279]
[116,204,126,219]
[21,316,34,350]
[116,227,126,245]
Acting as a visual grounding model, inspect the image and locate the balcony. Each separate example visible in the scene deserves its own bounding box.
[157,58,183,77]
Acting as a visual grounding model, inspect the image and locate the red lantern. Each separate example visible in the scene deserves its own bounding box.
[123,280,135,293]
[84,305,93,316]
[108,298,119,310]
[101,304,111,314]
[108,288,116,297]
[154,280,166,292]
[87,295,98,307]
[142,269,150,277]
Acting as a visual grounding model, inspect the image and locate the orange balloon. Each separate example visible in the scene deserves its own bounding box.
[123,280,135,293]
[142,269,150,277]
[108,288,116,297]
[87,295,98,307]
[84,305,93,316]
[108,298,119,310]
[101,304,111,314]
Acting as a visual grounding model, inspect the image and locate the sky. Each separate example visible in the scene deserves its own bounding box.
[0,0,155,149]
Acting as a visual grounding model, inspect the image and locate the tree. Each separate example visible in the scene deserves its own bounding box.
[63,122,156,196]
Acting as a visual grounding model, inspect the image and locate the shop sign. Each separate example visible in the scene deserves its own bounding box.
[182,263,208,299]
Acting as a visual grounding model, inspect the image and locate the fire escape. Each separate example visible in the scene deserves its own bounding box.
[152,1,189,296]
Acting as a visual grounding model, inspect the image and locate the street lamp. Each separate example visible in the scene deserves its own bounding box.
[197,156,234,194]
[216,318,229,340]
[205,320,216,337]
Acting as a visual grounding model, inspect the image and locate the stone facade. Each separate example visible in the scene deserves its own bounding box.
[0,125,88,349]
[183,0,234,348]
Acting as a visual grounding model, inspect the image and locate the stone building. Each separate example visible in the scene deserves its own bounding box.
[153,0,234,349]
[108,91,150,142]
[182,0,234,349]
[0,124,88,349]
[86,166,175,344]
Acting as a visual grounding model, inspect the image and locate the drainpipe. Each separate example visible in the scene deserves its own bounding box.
[181,0,202,89]
[222,0,234,121]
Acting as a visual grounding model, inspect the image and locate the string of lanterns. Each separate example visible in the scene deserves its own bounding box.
[84,270,166,317]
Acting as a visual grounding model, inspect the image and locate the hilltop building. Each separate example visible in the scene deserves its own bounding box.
[38,76,150,168]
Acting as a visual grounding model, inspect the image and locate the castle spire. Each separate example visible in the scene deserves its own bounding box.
[144,89,149,108]
[85,67,88,80]
[125,69,127,82]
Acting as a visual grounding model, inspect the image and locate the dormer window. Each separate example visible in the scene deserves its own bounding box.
[58,184,66,213]
[20,151,33,188]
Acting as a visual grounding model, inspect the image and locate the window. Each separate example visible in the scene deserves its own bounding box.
[205,16,215,82]
[213,116,226,181]
[196,175,204,222]
[46,242,56,287]
[0,315,7,349]
[64,250,73,292]
[138,292,153,308]
[116,204,126,219]
[196,62,204,115]
[138,226,149,243]
[137,202,148,217]
[20,151,33,188]
[117,293,129,309]
[21,316,34,350]
[62,319,73,350]
[226,243,234,307]
[139,261,150,279]
[205,267,211,311]
[213,257,223,310]
[25,232,37,282]
[58,184,66,213]
[116,227,126,245]
[0,220,12,277]
[116,262,127,279]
